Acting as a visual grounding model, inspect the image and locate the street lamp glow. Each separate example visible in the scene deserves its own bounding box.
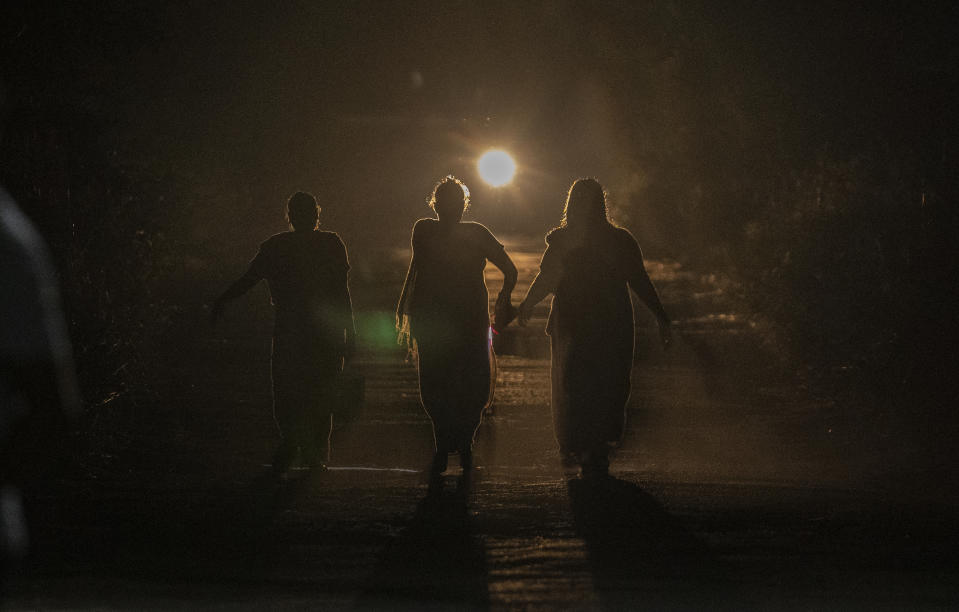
[478,150,516,187]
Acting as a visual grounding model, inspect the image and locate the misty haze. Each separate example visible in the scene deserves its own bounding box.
[2,2,958,610]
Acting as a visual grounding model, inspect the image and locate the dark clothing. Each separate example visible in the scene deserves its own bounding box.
[414,326,492,456]
[1,188,78,569]
[1,188,77,444]
[248,230,352,464]
[270,330,338,466]
[538,225,655,456]
[398,219,504,454]
[252,230,353,342]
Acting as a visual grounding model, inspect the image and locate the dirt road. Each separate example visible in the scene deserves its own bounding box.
[6,242,959,610]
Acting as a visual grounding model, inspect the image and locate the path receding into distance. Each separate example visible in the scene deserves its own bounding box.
[8,238,959,610]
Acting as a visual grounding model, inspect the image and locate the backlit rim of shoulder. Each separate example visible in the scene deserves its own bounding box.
[413,217,438,230]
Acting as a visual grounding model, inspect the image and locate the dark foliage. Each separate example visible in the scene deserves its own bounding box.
[709,5,959,439]
[1,2,180,443]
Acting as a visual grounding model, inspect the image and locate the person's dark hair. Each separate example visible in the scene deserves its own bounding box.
[429,175,470,216]
[287,191,319,230]
[561,178,611,229]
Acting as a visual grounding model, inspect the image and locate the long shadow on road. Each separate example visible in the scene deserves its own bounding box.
[568,476,748,610]
[357,481,489,611]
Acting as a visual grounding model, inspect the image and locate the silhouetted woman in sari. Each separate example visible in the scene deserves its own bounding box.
[518,178,671,477]
[397,176,517,479]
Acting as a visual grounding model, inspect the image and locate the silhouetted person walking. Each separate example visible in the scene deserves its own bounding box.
[517,178,671,477]
[397,176,517,482]
[212,192,354,475]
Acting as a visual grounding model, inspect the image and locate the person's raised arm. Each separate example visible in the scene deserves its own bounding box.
[395,221,423,351]
[396,255,414,321]
[211,263,262,326]
[488,245,518,330]
[488,245,517,300]
[396,221,424,327]
[517,242,562,326]
[478,225,519,329]
[625,233,672,348]
[396,253,416,327]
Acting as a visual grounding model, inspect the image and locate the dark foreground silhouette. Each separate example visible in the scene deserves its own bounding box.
[397,176,517,482]
[1,188,78,588]
[213,192,355,474]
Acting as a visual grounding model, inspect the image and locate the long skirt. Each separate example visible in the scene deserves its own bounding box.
[271,332,340,465]
[549,325,633,456]
[413,322,492,454]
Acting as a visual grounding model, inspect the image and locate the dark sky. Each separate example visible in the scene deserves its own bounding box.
[142,1,709,251]
[3,1,957,261]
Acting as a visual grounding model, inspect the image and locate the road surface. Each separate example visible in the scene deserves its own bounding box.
[6,240,959,610]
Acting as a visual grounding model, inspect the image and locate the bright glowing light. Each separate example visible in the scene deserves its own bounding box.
[478,150,516,187]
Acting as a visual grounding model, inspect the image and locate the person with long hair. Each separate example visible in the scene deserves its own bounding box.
[517,178,671,477]
[397,176,517,482]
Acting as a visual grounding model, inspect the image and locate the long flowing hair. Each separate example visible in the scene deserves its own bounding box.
[560,178,612,229]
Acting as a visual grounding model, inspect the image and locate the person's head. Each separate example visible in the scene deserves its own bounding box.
[429,175,470,222]
[287,191,319,231]
[561,178,610,229]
